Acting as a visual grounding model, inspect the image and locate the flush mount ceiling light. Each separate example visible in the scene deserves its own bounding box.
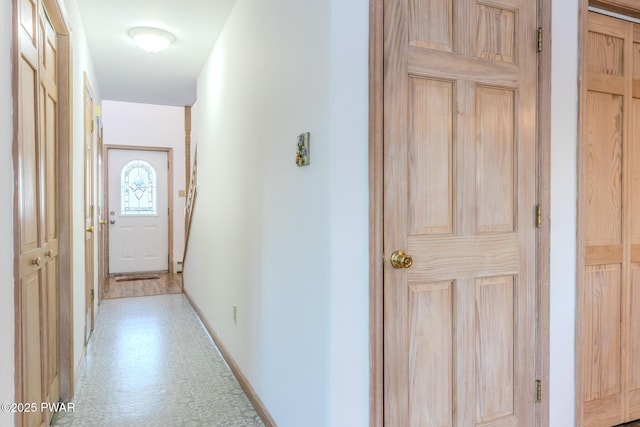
[128,27,175,53]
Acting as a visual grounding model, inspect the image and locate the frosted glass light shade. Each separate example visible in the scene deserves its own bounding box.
[129,27,175,53]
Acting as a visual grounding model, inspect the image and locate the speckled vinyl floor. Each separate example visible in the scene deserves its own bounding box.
[52,294,264,427]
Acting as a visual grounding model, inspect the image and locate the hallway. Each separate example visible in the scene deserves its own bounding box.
[51,294,264,427]
[0,0,368,425]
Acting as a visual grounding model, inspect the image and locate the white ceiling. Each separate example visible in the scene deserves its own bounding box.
[76,0,237,106]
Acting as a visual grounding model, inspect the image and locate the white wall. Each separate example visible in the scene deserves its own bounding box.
[549,0,579,425]
[190,102,198,182]
[63,0,102,379]
[327,0,370,425]
[186,0,335,425]
[0,0,15,425]
[101,100,186,266]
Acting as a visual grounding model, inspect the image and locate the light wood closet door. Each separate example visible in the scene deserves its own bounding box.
[17,1,59,425]
[580,11,640,427]
[383,0,539,426]
[40,4,60,410]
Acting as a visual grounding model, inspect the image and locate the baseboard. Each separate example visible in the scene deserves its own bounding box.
[72,343,88,399]
[183,290,276,427]
[72,302,100,400]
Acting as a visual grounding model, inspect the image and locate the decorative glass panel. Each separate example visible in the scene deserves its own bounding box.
[121,160,157,216]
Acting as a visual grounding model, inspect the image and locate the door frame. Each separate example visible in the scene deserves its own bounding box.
[576,1,640,426]
[83,74,95,344]
[11,0,74,414]
[96,117,105,303]
[103,145,175,275]
[367,0,552,424]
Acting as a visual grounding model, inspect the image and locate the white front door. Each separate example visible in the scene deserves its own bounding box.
[108,149,169,274]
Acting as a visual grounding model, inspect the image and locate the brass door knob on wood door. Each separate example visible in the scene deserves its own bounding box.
[390,250,413,269]
[86,227,94,233]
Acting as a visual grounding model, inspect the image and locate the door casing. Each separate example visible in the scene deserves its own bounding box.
[103,145,175,275]
[97,117,105,302]
[367,0,552,424]
[83,74,95,344]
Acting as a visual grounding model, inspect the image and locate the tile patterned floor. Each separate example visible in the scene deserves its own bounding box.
[52,294,264,427]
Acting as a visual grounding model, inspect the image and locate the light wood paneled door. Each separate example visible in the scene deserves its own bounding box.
[84,78,95,344]
[383,0,539,425]
[578,11,640,427]
[16,0,61,425]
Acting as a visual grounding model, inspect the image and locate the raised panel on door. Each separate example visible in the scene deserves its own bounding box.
[583,264,623,427]
[18,17,45,426]
[19,57,39,255]
[476,5,515,64]
[476,86,515,233]
[143,225,162,261]
[408,77,453,236]
[383,0,537,425]
[409,0,453,51]
[118,225,136,262]
[408,281,454,427]
[475,276,516,423]
[22,272,46,427]
[585,90,623,248]
[19,0,36,45]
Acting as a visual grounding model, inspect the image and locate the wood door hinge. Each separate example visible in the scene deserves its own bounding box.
[536,204,542,228]
[536,379,542,402]
[537,27,543,52]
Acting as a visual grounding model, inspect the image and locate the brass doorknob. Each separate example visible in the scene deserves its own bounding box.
[99,220,108,225]
[390,250,413,269]
[31,256,42,267]
[45,250,53,257]
[86,227,94,233]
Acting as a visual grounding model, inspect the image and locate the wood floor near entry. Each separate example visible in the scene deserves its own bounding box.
[103,272,183,299]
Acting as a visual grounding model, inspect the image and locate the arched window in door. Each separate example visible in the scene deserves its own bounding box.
[121,159,157,215]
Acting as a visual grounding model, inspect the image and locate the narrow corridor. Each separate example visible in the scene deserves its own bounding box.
[52,294,264,427]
